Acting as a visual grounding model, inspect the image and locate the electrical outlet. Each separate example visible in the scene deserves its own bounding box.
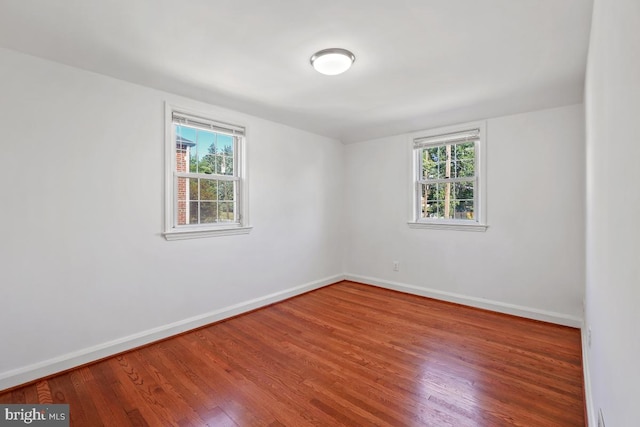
[393,261,399,272]
[598,409,606,427]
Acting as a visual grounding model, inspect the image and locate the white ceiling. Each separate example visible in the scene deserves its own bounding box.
[0,0,593,143]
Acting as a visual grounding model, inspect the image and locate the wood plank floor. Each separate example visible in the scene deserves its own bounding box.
[0,281,585,426]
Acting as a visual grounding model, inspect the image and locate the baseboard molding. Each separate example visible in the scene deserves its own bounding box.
[345,274,583,328]
[0,274,344,392]
[582,327,595,427]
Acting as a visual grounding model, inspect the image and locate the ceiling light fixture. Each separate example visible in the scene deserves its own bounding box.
[310,48,355,76]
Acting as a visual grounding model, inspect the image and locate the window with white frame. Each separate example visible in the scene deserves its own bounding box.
[409,122,487,231]
[164,107,251,240]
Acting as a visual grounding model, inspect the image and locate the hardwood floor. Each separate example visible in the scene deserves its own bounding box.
[0,281,585,426]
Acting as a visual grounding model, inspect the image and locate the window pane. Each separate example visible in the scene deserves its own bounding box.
[189,201,198,224]
[218,135,234,176]
[218,202,235,222]
[453,181,474,201]
[200,179,218,201]
[195,130,214,174]
[454,159,475,178]
[423,146,446,179]
[189,178,198,200]
[200,201,218,224]
[175,125,196,173]
[453,200,474,220]
[421,182,438,201]
[218,181,235,201]
[421,183,444,218]
[452,142,475,178]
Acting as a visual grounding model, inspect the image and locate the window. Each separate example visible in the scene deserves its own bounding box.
[164,106,251,240]
[409,122,487,231]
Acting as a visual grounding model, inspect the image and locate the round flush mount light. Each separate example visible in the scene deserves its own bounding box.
[310,48,356,76]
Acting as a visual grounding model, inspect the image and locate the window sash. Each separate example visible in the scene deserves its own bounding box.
[418,179,477,220]
[174,124,240,178]
[417,143,479,183]
[173,176,239,227]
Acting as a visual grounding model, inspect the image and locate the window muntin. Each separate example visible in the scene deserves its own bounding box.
[414,127,481,223]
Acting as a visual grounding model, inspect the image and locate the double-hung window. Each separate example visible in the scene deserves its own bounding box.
[409,121,487,231]
[164,106,251,240]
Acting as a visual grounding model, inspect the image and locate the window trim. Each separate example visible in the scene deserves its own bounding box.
[163,103,251,240]
[407,120,488,232]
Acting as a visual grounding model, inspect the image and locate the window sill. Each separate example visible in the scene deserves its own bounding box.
[407,221,488,232]
[163,225,253,241]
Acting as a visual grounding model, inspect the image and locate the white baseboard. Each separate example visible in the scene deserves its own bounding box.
[0,274,344,392]
[582,326,595,427]
[345,274,583,328]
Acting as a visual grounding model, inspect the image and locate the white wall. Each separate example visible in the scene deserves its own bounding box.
[0,47,344,389]
[344,104,585,324]
[584,0,640,425]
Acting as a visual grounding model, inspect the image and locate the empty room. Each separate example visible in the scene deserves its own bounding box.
[0,0,638,426]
